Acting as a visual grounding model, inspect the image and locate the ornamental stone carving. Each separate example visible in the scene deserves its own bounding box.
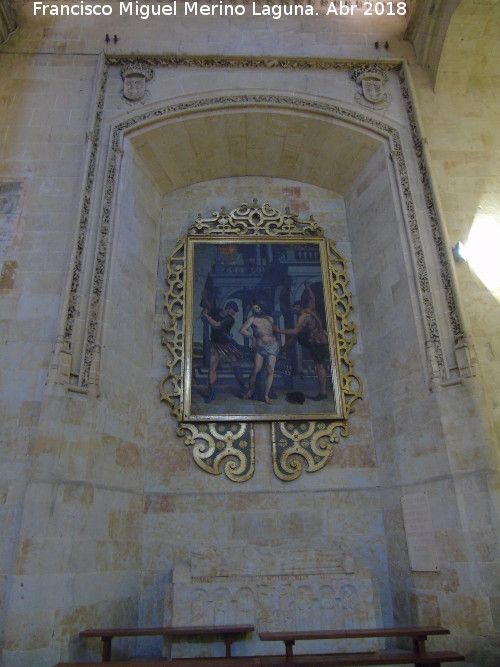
[166,545,377,657]
[352,66,391,110]
[120,61,154,102]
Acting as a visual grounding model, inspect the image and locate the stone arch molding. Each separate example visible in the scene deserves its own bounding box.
[47,56,471,403]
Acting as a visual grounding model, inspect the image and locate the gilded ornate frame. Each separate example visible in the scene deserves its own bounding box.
[160,201,362,481]
[184,237,343,422]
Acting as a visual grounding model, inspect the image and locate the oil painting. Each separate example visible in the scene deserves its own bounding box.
[183,238,343,421]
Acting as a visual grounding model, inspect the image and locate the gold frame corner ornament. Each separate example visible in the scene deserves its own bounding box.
[272,420,349,481]
[178,422,254,483]
[160,201,362,481]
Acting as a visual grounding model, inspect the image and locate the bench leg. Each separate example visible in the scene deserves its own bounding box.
[101,637,112,662]
[284,640,295,662]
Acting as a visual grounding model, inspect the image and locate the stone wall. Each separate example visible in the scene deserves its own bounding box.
[1,2,499,666]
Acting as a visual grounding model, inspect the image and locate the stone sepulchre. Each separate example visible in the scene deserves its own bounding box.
[164,543,379,658]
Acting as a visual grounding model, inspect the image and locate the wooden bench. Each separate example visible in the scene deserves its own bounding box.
[77,624,254,662]
[258,652,465,666]
[258,626,465,666]
[54,657,463,667]
[55,624,464,666]
[54,660,261,666]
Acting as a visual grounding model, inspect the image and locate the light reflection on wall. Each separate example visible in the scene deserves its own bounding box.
[465,214,500,300]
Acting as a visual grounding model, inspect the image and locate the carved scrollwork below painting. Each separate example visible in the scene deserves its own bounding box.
[178,422,254,482]
[272,421,348,481]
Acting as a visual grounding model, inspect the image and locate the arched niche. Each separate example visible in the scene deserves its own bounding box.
[52,87,466,404]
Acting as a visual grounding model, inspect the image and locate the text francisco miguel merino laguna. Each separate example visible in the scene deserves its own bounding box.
[33,1,363,19]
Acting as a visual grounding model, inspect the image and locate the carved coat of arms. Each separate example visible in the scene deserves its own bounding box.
[352,66,391,110]
[120,62,154,102]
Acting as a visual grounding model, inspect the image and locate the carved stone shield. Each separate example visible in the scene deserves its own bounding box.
[352,66,391,110]
[120,62,154,102]
[123,74,147,102]
[361,74,386,105]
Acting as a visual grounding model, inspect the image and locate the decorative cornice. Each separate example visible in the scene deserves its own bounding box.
[64,65,109,358]
[398,66,464,348]
[107,53,404,73]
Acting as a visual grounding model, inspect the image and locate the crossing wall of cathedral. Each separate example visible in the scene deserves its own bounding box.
[1,2,499,665]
